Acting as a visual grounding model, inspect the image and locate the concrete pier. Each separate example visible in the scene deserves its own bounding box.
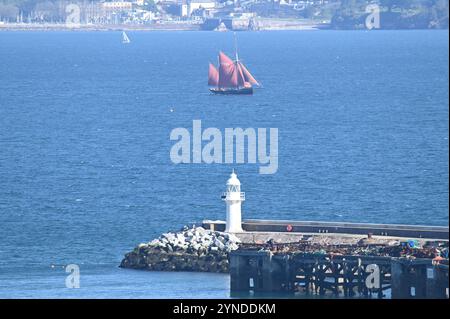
[209,218,449,298]
[230,250,449,299]
[203,219,449,240]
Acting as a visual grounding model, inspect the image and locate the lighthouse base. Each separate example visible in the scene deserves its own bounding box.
[225,226,244,233]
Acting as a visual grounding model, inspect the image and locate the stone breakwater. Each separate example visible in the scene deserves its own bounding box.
[120,226,241,273]
[121,225,449,273]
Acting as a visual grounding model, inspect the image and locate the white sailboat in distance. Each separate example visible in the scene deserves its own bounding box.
[122,31,130,44]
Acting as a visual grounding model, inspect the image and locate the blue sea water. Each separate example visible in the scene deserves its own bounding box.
[0,30,448,298]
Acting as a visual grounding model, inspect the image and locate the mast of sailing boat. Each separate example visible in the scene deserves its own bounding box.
[233,32,239,90]
[234,32,239,63]
[233,32,261,89]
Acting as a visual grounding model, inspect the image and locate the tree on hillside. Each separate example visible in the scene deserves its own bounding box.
[0,3,19,21]
[33,1,59,21]
[379,0,406,11]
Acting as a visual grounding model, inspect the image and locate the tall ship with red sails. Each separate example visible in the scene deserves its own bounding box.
[208,51,260,95]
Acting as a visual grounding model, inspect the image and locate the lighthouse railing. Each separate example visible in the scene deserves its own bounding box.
[221,192,245,201]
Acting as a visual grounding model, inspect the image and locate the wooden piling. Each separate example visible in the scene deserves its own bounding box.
[426,263,449,299]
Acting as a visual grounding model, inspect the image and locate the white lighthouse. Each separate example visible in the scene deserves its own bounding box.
[221,170,245,233]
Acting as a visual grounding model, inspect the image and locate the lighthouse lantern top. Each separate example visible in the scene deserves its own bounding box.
[222,170,245,201]
[226,170,241,186]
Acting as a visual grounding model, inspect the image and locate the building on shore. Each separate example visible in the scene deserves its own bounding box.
[189,0,216,15]
[179,0,216,18]
[102,1,133,12]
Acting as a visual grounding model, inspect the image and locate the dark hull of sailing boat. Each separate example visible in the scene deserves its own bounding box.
[209,87,253,95]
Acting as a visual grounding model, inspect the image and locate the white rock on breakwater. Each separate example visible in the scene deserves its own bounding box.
[120,226,241,273]
[147,226,241,253]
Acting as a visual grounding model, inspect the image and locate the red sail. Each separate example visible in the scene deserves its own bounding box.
[236,62,246,87]
[218,52,238,89]
[219,51,234,65]
[208,63,219,86]
[238,62,259,86]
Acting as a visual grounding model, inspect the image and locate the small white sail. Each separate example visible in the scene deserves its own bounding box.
[122,31,130,44]
[214,22,227,32]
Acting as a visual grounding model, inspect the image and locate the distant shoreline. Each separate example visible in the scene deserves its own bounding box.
[1,23,448,32]
[0,23,199,32]
[0,23,325,32]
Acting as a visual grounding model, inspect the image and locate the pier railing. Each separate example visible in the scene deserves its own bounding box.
[221,192,245,201]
